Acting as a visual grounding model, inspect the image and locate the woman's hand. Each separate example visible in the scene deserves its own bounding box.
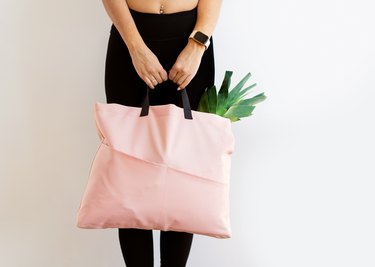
[129,44,169,89]
[169,39,206,90]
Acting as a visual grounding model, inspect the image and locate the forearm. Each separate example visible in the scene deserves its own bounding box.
[194,0,223,37]
[101,0,145,53]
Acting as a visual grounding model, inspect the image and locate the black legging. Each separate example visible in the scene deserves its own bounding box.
[118,229,194,267]
[104,6,215,267]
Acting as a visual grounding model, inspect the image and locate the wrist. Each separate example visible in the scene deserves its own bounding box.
[126,38,146,54]
[189,30,210,50]
[187,38,206,54]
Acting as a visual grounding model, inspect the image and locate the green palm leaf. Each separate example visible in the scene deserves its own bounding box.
[207,85,218,113]
[217,71,232,115]
[232,92,267,107]
[226,72,251,105]
[225,83,257,111]
[197,70,266,123]
[224,105,256,121]
[197,88,209,112]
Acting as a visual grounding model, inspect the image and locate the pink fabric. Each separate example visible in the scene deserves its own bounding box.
[76,102,235,238]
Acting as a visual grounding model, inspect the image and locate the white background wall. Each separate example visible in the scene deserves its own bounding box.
[1,0,374,266]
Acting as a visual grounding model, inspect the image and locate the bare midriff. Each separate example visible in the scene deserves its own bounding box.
[126,0,199,14]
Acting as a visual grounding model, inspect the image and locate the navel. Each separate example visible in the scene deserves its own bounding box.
[159,4,164,14]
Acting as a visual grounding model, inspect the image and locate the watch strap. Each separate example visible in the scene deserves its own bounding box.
[189,30,210,50]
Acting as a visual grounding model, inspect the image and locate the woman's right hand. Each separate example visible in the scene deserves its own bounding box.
[129,44,168,89]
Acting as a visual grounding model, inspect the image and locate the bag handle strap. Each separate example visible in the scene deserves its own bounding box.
[140,85,193,120]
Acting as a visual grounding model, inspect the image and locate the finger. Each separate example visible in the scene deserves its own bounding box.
[153,71,164,84]
[172,71,184,84]
[144,76,155,89]
[169,68,178,81]
[150,77,158,86]
[160,70,168,81]
[176,74,190,89]
[178,75,192,90]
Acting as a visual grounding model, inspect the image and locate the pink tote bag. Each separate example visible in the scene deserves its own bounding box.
[76,86,235,238]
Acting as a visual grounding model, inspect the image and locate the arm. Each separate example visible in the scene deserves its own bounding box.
[169,0,223,90]
[101,0,168,88]
[193,0,223,38]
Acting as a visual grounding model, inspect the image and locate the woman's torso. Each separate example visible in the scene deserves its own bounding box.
[126,0,199,14]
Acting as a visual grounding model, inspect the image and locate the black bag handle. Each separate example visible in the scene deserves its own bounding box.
[140,85,193,119]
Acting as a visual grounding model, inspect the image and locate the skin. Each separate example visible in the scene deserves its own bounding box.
[101,0,223,90]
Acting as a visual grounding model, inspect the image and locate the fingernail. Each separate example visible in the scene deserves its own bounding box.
[177,87,181,90]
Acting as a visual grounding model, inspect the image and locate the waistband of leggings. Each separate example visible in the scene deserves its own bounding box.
[111,6,198,41]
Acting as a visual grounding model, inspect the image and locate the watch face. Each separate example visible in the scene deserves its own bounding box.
[194,31,209,44]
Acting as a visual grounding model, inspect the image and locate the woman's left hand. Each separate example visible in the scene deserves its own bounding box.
[168,39,206,90]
